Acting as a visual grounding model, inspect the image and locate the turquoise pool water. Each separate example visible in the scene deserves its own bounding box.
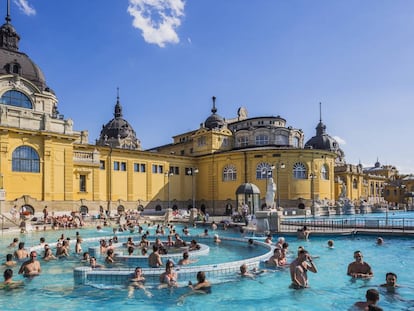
[1,222,413,310]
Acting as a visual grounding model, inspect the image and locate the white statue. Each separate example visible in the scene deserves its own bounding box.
[265,177,276,209]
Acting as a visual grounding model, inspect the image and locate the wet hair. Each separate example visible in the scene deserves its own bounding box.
[365,289,380,302]
[368,305,383,311]
[183,252,189,259]
[4,268,13,280]
[385,272,397,279]
[196,271,206,283]
[6,254,13,261]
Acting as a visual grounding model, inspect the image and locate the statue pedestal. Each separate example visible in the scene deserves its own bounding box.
[189,208,198,224]
[255,210,284,233]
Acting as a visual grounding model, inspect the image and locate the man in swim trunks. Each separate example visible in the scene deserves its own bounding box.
[289,249,317,289]
[347,250,373,278]
[18,251,41,277]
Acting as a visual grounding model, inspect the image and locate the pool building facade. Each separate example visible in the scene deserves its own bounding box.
[0,3,413,222]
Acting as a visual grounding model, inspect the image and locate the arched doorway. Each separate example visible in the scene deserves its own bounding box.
[298,203,305,209]
[225,202,233,216]
[19,205,34,217]
[235,183,261,215]
[155,205,162,211]
[200,204,206,215]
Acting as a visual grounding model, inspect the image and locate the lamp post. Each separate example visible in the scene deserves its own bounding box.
[310,173,315,218]
[165,172,174,209]
[106,145,113,216]
[187,168,199,209]
[276,163,285,209]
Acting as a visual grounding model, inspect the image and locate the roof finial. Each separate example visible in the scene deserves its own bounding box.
[211,96,217,114]
[114,87,122,118]
[319,102,322,123]
[5,0,10,23]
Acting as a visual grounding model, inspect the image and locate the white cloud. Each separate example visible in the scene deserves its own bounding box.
[127,0,185,48]
[333,135,346,145]
[13,0,36,16]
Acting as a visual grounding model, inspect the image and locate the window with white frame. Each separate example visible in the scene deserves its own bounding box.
[255,134,269,145]
[293,162,307,179]
[256,162,273,179]
[223,165,237,181]
[320,164,329,180]
[237,136,249,147]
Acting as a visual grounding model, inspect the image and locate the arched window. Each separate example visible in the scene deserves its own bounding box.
[255,134,268,145]
[237,136,249,147]
[293,137,300,148]
[223,164,237,181]
[320,164,329,180]
[293,162,307,179]
[353,178,358,189]
[12,146,40,172]
[0,90,32,109]
[256,162,273,179]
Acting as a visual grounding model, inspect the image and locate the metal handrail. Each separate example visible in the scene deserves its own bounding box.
[280,217,414,233]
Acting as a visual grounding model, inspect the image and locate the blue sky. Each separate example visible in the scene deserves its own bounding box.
[8,0,414,174]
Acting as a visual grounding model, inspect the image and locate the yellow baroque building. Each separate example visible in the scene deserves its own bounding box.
[0,14,410,219]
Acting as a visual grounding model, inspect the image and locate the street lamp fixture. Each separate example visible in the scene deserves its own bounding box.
[187,168,199,209]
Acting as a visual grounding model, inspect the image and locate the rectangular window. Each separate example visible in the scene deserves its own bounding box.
[152,164,157,173]
[170,166,180,175]
[99,160,105,170]
[197,136,206,146]
[140,163,146,172]
[80,175,86,192]
[120,162,127,171]
[134,163,139,172]
[158,165,163,174]
[114,161,120,171]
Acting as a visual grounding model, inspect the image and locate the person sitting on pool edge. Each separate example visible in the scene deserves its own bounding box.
[347,250,373,278]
